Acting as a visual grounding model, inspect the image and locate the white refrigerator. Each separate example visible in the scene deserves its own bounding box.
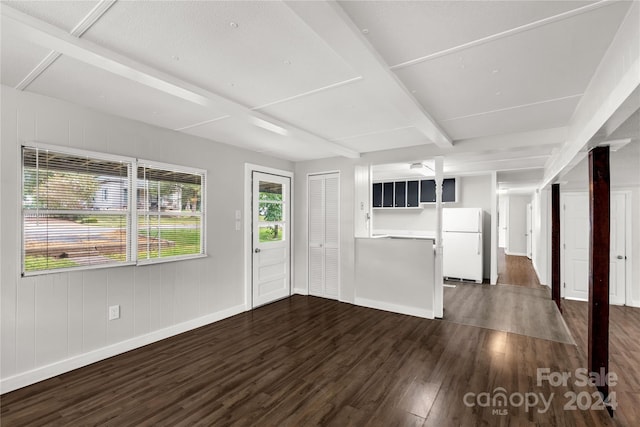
[443,208,483,283]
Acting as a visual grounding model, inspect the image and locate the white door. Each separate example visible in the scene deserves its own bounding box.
[499,196,508,248]
[526,203,532,259]
[308,173,340,300]
[562,192,627,304]
[609,193,626,305]
[252,172,290,307]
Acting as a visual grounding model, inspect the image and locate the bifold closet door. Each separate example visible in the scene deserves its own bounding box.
[308,173,340,300]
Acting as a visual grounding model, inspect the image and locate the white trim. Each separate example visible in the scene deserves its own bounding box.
[354,297,434,320]
[565,296,588,302]
[621,190,633,307]
[0,303,246,394]
[137,158,207,176]
[24,140,136,164]
[22,261,137,277]
[293,287,309,295]
[504,251,528,257]
[490,171,498,285]
[136,253,208,266]
[244,163,294,310]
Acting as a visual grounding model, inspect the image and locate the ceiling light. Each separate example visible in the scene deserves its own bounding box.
[230,22,238,28]
[171,55,180,61]
[362,28,369,34]
[283,60,291,65]
[251,117,289,136]
[495,91,501,96]
[492,69,499,74]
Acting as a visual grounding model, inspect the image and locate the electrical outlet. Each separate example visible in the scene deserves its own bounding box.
[108,305,120,320]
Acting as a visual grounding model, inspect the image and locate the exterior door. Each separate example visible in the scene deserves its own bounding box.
[252,172,290,307]
[562,192,626,304]
[308,173,340,300]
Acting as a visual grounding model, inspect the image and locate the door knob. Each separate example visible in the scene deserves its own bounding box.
[616,255,623,259]
[254,248,261,253]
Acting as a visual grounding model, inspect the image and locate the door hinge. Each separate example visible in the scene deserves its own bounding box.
[563,282,566,288]
[563,243,566,249]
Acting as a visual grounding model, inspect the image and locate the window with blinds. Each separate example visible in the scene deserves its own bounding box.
[21,144,207,275]
[22,146,134,274]
[137,161,205,262]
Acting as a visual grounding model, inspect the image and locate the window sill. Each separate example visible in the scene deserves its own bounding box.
[136,253,208,266]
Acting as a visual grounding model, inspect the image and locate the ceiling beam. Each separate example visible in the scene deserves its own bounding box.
[1,6,360,159]
[542,1,639,188]
[285,1,452,149]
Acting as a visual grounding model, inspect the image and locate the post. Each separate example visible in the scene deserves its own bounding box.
[588,146,611,415]
[551,184,561,313]
[434,156,444,318]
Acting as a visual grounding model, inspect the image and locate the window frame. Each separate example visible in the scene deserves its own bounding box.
[136,158,207,265]
[20,142,207,277]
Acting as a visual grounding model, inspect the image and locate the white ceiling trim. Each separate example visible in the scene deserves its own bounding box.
[285,0,452,149]
[390,0,613,70]
[14,0,116,91]
[250,76,363,111]
[2,6,360,159]
[441,93,583,122]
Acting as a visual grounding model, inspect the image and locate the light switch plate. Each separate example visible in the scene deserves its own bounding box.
[108,305,120,320]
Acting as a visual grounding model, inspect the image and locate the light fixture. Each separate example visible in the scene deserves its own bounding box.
[409,162,433,176]
[251,117,289,136]
[230,22,239,28]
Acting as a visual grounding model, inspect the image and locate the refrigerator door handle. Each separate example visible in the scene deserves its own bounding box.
[477,234,481,255]
[477,211,481,232]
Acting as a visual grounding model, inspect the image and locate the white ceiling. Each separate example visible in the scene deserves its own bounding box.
[0,0,634,186]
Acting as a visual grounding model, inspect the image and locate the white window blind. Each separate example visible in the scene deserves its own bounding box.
[22,146,133,275]
[137,161,205,263]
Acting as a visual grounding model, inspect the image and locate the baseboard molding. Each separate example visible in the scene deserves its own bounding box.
[505,250,528,257]
[0,304,246,394]
[354,297,433,319]
[293,287,308,295]
[630,300,640,308]
[564,296,588,302]
[531,262,548,287]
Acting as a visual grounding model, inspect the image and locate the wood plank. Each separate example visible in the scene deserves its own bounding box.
[588,146,612,413]
[0,295,626,426]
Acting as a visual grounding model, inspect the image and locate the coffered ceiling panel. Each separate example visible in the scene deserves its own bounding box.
[82,0,359,108]
[441,95,580,141]
[394,1,630,123]
[340,0,595,66]
[4,0,99,33]
[260,80,411,142]
[335,126,427,153]
[0,31,51,87]
[181,116,333,162]
[28,55,225,131]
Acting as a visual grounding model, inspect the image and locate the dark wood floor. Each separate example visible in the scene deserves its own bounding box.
[2,294,629,426]
[497,248,544,288]
[563,299,640,426]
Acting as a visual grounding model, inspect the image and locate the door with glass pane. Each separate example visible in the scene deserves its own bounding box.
[252,172,291,307]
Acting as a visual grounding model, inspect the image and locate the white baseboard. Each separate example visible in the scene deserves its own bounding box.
[505,250,528,257]
[293,287,308,295]
[0,304,246,394]
[564,296,588,302]
[630,300,640,308]
[354,297,433,319]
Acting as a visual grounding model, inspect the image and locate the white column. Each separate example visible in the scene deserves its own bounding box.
[490,171,498,284]
[434,156,444,318]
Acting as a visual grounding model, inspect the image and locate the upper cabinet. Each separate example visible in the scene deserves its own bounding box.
[374,178,456,209]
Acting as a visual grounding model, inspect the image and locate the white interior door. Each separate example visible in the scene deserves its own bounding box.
[609,193,626,305]
[562,192,627,304]
[308,173,340,300]
[252,172,290,307]
[499,196,508,248]
[526,203,532,259]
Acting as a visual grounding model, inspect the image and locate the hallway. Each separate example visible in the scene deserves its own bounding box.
[497,248,545,288]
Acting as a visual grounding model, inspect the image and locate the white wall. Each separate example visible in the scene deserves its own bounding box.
[506,195,530,256]
[0,86,293,391]
[531,188,551,286]
[294,157,358,303]
[372,174,493,279]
